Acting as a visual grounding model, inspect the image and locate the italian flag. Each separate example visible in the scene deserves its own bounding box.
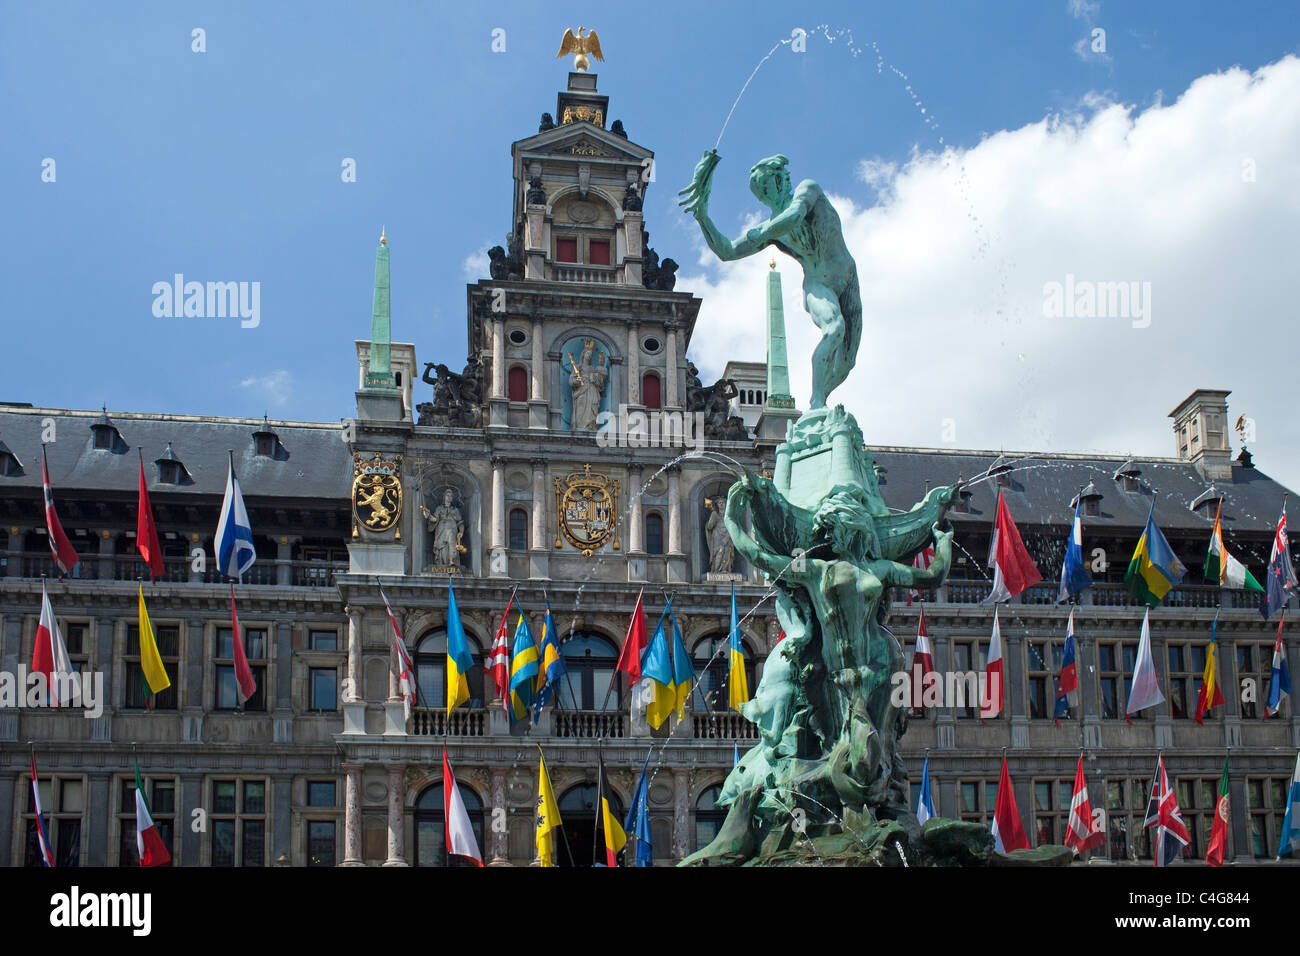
[1204,501,1263,591]
[134,755,171,867]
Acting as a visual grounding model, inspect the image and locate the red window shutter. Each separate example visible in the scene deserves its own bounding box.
[556,238,577,262]
[507,366,528,402]
[588,240,610,265]
[642,372,661,409]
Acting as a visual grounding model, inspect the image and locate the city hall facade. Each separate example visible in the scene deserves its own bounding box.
[1,70,1297,867]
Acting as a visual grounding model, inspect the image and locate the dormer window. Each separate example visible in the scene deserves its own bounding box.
[1189,484,1224,515]
[989,454,1014,488]
[154,442,190,485]
[1113,459,1142,492]
[91,408,122,452]
[0,437,22,477]
[1070,481,1104,517]
[252,416,281,458]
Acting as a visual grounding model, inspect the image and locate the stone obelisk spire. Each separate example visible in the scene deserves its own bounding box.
[757,258,799,440]
[364,228,394,389]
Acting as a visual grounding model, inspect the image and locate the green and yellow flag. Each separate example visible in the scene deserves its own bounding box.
[1125,507,1187,607]
[535,750,563,867]
[136,585,171,697]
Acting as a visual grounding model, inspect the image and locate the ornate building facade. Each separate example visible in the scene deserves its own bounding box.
[1,70,1297,867]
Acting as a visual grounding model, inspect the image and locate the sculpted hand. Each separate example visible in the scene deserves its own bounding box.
[930,523,954,573]
[678,149,721,216]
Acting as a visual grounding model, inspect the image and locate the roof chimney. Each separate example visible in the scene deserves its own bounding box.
[1169,388,1232,481]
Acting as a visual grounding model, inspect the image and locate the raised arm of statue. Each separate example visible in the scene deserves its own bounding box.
[882,524,953,588]
[677,150,767,262]
[724,477,790,579]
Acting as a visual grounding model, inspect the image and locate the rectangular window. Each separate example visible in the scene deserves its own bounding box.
[308,782,336,807]
[125,623,180,710]
[588,239,610,265]
[309,629,338,651]
[1247,775,1291,859]
[310,668,337,712]
[1104,777,1152,861]
[1100,641,1144,719]
[1032,779,1075,847]
[1027,641,1051,719]
[1238,643,1278,719]
[957,779,999,826]
[555,237,577,262]
[117,777,175,866]
[308,821,336,867]
[215,626,267,711]
[23,775,84,867]
[210,778,268,866]
[950,641,987,719]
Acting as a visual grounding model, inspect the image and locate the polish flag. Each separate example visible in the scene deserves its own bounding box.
[909,607,935,714]
[1062,754,1104,854]
[484,600,513,714]
[32,581,76,708]
[42,446,79,575]
[980,609,1003,719]
[981,490,1042,604]
[991,754,1030,853]
[443,749,483,866]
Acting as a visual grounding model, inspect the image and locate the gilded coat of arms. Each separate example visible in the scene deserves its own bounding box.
[553,463,619,556]
[352,452,403,538]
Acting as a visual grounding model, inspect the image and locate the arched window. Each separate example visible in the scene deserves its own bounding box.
[507,366,529,402]
[555,632,621,711]
[645,513,664,555]
[414,781,484,866]
[695,784,727,850]
[692,633,754,713]
[642,372,661,410]
[508,508,528,550]
[557,783,624,867]
[415,631,485,709]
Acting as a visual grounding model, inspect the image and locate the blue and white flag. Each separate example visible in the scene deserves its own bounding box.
[916,752,935,826]
[1277,751,1300,860]
[215,454,256,578]
[1267,613,1292,718]
[1057,497,1094,603]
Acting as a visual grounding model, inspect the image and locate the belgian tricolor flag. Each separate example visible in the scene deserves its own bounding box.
[597,753,627,867]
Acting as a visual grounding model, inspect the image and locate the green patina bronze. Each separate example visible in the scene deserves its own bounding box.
[364,233,395,390]
[678,151,967,865]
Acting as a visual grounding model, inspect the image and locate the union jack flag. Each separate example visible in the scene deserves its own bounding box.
[1142,756,1191,866]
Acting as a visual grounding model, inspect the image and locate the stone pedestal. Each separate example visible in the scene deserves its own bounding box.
[348,542,406,575]
[356,388,404,422]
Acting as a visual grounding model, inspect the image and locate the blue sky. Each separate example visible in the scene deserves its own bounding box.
[3,1,1298,482]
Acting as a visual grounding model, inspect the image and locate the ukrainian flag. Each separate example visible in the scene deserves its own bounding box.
[508,611,539,723]
[534,597,567,719]
[641,610,676,730]
[668,606,694,721]
[1125,507,1187,608]
[727,586,749,712]
[536,750,562,867]
[446,582,473,714]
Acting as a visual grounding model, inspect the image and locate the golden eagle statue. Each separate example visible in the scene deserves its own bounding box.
[556,27,603,72]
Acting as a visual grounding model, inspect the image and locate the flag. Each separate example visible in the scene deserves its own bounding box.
[135,451,164,579]
[1062,754,1104,854]
[1260,503,1298,620]
[32,581,76,708]
[639,608,677,730]
[980,609,1003,720]
[991,754,1029,853]
[597,753,627,867]
[981,490,1042,604]
[508,611,539,723]
[133,755,171,866]
[1205,754,1230,867]
[535,750,563,867]
[907,545,934,605]
[1204,501,1262,592]
[1143,755,1191,866]
[485,600,513,715]
[41,446,79,575]
[623,753,653,867]
[380,587,415,721]
[1053,608,1079,724]
[1125,505,1187,608]
[1277,751,1300,860]
[668,606,695,720]
[1267,613,1292,718]
[1057,497,1094,603]
[30,756,55,867]
[910,607,935,715]
[1194,610,1226,724]
[727,586,749,712]
[1126,608,1165,719]
[614,589,648,686]
[916,753,935,826]
[214,453,256,579]
[229,585,257,706]
[446,582,473,714]
[443,749,483,866]
[136,585,171,700]
[534,596,567,719]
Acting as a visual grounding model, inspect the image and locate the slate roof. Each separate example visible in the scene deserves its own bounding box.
[0,405,350,501]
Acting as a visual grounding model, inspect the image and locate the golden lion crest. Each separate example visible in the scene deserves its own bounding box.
[352,452,403,538]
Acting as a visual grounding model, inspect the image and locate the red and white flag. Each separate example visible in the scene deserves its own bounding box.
[42,446,79,575]
[443,749,483,866]
[980,609,1003,719]
[380,588,415,720]
[615,588,648,685]
[1062,754,1104,854]
[981,490,1042,604]
[134,755,171,866]
[32,581,77,708]
[907,545,934,606]
[136,451,164,579]
[229,586,258,706]
[484,600,513,714]
[991,753,1030,853]
[909,607,935,714]
[31,756,55,867]
[1143,755,1191,866]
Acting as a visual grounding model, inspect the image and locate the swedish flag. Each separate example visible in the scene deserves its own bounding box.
[509,611,539,723]
[534,597,567,719]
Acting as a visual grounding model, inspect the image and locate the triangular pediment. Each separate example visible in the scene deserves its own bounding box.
[514,123,651,163]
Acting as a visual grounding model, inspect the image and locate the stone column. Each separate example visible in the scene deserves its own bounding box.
[491,316,506,399]
[627,464,645,553]
[87,772,110,866]
[672,769,690,861]
[97,530,114,582]
[626,320,641,406]
[530,315,545,400]
[387,605,404,701]
[346,606,362,701]
[384,765,407,866]
[664,320,680,409]
[531,459,547,552]
[272,773,292,865]
[667,465,683,554]
[275,622,292,711]
[490,769,509,865]
[4,526,21,577]
[342,764,364,866]
[490,456,507,577]
[187,532,204,583]
[181,774,202,864]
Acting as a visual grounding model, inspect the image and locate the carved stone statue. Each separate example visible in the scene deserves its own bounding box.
[568,341,608,430]
[705,496,735,573]
[622,182,642,212]
[685,361,704,412]
[610,119,627,138]
[699,378,739,438]
[539,112,555,132]
[526,176,547,206]
[419,360,482,428]
[423,488,466,569]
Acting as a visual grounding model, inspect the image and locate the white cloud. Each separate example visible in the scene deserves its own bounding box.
[1069,0,1101,21]
[239,369,292,408]
[679,56,1300,490]
[462,246,490,279]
